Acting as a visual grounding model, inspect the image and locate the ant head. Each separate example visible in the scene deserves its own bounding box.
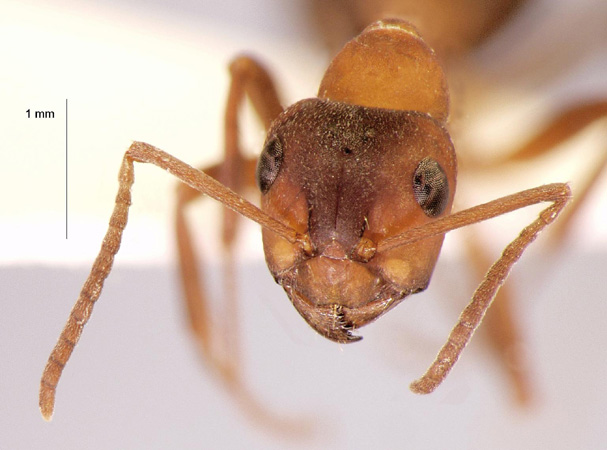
[256,99,456,342]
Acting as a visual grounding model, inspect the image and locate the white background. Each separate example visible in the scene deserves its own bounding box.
[1,0,606,448]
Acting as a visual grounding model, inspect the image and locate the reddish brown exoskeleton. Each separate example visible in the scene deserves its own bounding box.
[39,19,571,423]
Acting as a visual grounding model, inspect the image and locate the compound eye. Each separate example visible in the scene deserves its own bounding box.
[256,136,284,194]
[412,157,449,217]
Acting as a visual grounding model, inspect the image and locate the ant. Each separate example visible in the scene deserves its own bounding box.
[40,18,572,422]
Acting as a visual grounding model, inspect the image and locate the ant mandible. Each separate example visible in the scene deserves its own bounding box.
[39,18,570,421]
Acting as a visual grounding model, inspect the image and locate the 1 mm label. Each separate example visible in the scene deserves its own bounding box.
[26,109,55,118]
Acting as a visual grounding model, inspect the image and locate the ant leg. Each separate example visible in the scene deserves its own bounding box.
[375,183,571,394]
[216,55,282,381]
[39,142,304,428]
[476,100,607,243]
[176,55,281,380]
[174,158,258,382]
[174,57,311,431]
[41,58,291,423]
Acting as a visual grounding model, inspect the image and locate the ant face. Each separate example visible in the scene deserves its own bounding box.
[258,98,456,341]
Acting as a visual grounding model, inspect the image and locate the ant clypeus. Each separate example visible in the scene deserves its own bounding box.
[40,19,571,422]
